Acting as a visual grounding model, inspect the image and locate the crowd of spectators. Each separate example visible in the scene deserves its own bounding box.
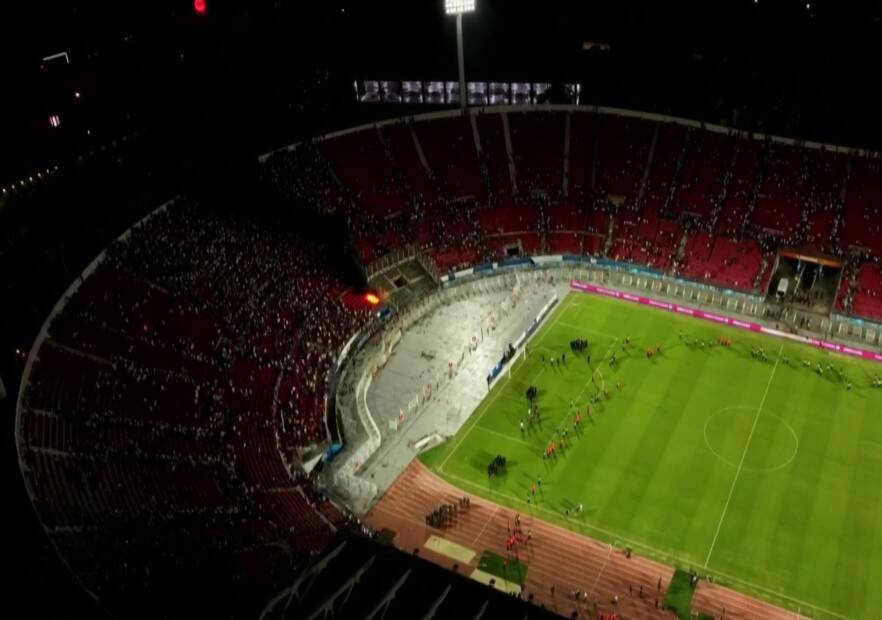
[18,201,371,617]
[260,114,882,341]
[839,258,882,321]
[263,109,880,301]
[18,106,881,617]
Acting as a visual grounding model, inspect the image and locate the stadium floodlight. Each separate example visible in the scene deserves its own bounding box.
[444,1,476,109]
[444,0,475,15]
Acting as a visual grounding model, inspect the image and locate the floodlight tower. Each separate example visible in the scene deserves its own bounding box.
[445,0,476,109]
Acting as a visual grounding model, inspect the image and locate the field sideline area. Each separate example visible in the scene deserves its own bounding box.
[420,290,882,620]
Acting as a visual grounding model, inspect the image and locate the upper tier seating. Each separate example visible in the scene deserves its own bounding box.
[851,262,882,321]
[678,231,767,292]
[751,144,805,235]
[509,111,565,197]
[595,115,653,207]
[671,131,736,218]
[414,115,485,200]
[271,110,880,309]
[20,204,365,617]
[840,158,882,256]
[382,122,437,206]
[568,111,596,206]
[320,130,410,220]
[800,150,847,255]
[641,123,685,216]
[476,113,513,201]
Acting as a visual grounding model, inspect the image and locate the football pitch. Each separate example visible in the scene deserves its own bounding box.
[420,291,882,619]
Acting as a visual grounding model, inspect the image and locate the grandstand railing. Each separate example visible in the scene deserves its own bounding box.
[831,313,882,348]
[442,253,765,304]
[364,243,440,284]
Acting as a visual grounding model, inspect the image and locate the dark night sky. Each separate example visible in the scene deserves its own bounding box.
[1,0,880,187]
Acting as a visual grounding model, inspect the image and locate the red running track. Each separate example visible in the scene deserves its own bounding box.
[366,461,798,620]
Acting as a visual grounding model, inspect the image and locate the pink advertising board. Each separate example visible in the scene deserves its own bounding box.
[570,280,882,364]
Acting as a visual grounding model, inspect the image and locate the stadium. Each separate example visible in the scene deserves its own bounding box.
[3,2,882,620]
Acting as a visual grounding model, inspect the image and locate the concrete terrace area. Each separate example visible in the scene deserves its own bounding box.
[348,277,569,508]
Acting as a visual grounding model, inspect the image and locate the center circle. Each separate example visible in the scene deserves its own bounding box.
[703,406,799,473]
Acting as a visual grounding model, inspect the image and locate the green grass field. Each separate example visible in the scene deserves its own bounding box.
[420,292,882,620]
[477,550,528,585]
[664,569,698,619]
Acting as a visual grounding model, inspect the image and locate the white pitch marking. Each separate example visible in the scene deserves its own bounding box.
[703,344,784,568]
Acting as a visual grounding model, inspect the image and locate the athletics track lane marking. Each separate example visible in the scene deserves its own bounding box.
[436,466,851,620]
[703,344,785,568]
[471,504,501,546]
[589,542,614,597]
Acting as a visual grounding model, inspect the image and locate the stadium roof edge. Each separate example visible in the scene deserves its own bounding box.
[258,104,882,163]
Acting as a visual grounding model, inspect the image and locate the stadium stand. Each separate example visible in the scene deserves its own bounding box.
[319,129,411,223]
[18,203,368,618]
[18,106,882,619]
[594,114,653,209]
[641,123,685,217]
[567,110,596,207]
[381,121,437,208]
[670,130,735,219]
[509,110,565,198]
[797,157,846,255]
[413,114,486,201]
[840,158,882,257]
[476,112,515,202]
[752,143,810,236]
[714,139,763,237]
[850,261,882,321]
